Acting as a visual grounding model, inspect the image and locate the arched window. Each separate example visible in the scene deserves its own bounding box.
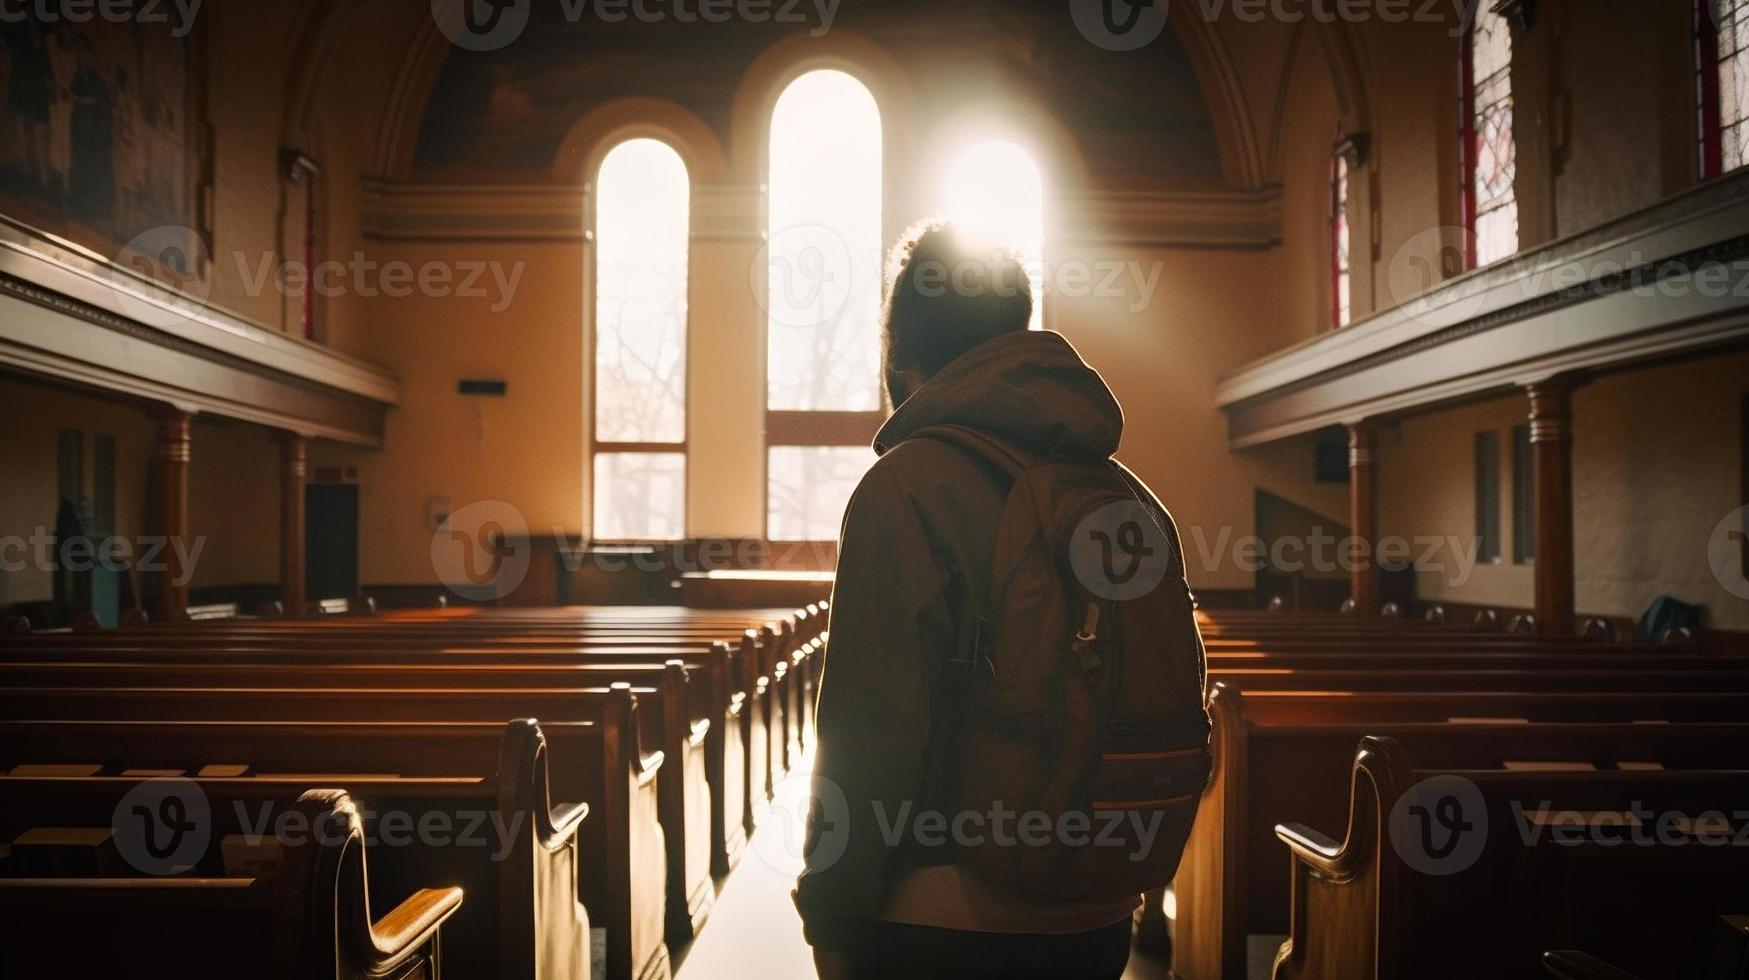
[592,138,689,540]
[942,140,1045,331]
[1462,3,1518,268]
[765,69,882,544]
[1332,145,1353,329]
[1698,0,1748,178]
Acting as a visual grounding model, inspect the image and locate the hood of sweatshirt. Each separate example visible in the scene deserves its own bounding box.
[872,329,1123,459]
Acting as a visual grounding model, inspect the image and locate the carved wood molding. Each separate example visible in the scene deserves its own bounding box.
[1335,133,1370,171]
[1216,171,1749,447]
[1492,0,1535,33]
[362,180,1284,249]
[0,218,397,446]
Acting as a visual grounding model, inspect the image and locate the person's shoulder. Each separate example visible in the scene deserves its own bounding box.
[876,436,987,475]
[849,438,988,509]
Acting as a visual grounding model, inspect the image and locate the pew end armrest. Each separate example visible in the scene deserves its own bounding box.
[1276,822,1346,877]
[365,886,465,965]
[541,801,590,849]
[637,749,666,789]
[1541,950,1647,980]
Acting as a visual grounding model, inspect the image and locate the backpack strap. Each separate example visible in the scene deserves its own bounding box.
[909,424,1034,480]
[907,424,1034,681]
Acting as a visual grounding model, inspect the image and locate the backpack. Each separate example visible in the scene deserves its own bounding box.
[918,424,1211,903]
[1636,595,1702,645]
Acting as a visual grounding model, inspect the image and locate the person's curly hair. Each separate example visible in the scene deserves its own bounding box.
[880,220,1033,400]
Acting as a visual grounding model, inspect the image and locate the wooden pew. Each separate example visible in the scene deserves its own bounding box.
[1271,737,1749,980]
[1204,651,1749,672]
[1206,666,1749,692]
[1,645,753,876]
[0,629,785,866]
[0,601,826,976]
[2,603,821,804]
[1172,684,1749,980]
[0,787,462,980]
[672,570,832,609]
[0,673,714,960]
[0,717,605,980]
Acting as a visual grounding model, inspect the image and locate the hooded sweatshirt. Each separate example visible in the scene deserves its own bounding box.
[793,330,1142,953]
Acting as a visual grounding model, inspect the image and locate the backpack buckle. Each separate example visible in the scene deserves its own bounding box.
[1073,601,1104,672]
[948,617,997,678]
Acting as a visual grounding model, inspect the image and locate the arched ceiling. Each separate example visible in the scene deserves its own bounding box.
[392,0,1230,191]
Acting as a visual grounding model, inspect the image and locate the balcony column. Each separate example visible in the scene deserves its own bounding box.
[279,432,308,616]
[1347,420,1379,615]
[154,408,193,621]
[1527,377,1578,635]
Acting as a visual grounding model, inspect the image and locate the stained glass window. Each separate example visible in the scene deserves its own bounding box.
[765,70,884,543]
[1332,150,1353,328]
[592,138,689,539]
[1465,5,1518,268]
[1700,0,1749,176]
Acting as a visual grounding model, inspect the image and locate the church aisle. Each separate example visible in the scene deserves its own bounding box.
[675,752,1171,979]
[675,757,819,980]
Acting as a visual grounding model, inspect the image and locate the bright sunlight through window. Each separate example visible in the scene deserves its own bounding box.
[593,137,689,540]
[766,69,883,413]
[765,69,884,543]
[942,140,1044,330]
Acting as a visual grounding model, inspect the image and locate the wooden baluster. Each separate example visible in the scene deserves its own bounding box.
[1528,377,1578,636]
[1347,420,1379,616]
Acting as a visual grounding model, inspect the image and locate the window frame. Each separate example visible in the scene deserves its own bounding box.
[1739,393,1748,580]
[587,137,693,544]
[1331,142,1353,330]
[1698,0,1727,179]
[761,67,886,553]
[1474,430,1502,565]
[1460,1,1519,270]
[1511,421,1535,565]
[1697,0,1748,179]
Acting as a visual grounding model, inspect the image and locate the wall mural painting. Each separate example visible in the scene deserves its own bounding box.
[0,14,197,265]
